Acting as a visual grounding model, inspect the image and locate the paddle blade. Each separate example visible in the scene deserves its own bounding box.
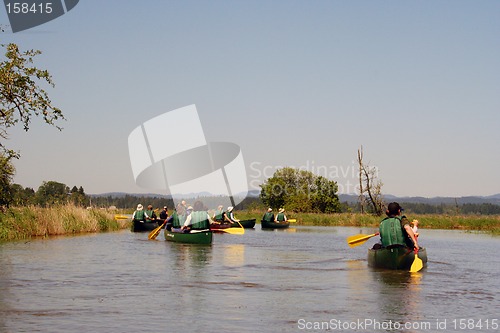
[288,219,297,223]
[219,227,245,235]
[346,232,379,248]
[148,221,167,240]
[115,214,130,220]
[410,252,424,273]
[148,225,163,240]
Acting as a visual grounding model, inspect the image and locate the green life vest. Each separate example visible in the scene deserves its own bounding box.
[213,209,224,221]
[276,213,286,222]
[379,216,406,247]
[134,210,145,221]
[145,209,155,219]
[171,212,186,228]
[189,211,210,230]
[263,212,274,222]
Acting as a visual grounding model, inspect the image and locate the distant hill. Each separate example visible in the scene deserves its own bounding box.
[339,194,500,206]
[92,191,500,206]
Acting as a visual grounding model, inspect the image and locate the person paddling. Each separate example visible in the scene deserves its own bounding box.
[275,208,287,223]
[145,204,157,223]
[379,202,419,251]
[224,206,240,224]
[181,201,214,232]
[212,205,225,224]
[262,208,274,223]
[132,204,146,223]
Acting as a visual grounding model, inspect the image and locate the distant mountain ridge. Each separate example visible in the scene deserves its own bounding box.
[338,193,500,206]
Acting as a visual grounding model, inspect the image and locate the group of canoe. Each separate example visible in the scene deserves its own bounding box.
[130,216,289,233]
[118,203,427,272]
[122,205,291,245]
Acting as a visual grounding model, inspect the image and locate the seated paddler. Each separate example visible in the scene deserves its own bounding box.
[379,202,419,251]
[168,204,188,232]
[275,208,287,223]
[132,204,146,223]
[224,206,240,224]
[212,205,226,224]
[262,208,274,223]
[181,201,214,233]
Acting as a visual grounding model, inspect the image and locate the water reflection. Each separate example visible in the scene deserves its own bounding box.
[1,227,498,333]
[222,244,245,267]
[371,268,424,331]
[170,244,212,274]
[261,228,297,233]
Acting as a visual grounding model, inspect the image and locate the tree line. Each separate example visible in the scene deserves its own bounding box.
[6,179,500,215]
[9,181,88,207]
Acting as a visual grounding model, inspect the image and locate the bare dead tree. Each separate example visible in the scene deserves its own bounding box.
[357,146,384,216]
[357,147,366,214]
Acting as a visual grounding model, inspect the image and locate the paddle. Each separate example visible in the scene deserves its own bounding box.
[148,220,167,240]
[217,226,244,235]
[346,232,379,248]
[410,248,424,272]
[114,214,131,220]
[288,219,296,223]
[232,220,245,235]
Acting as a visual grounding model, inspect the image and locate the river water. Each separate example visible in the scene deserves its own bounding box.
[0,226,499,333]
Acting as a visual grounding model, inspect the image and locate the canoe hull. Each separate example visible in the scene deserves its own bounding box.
[261,220,290,229]
[210,223,232,233]
[164,229,213,244]
[368,246,428,270]
[132,220,161,232]
[231,219,256,229]
[211,219,256,231]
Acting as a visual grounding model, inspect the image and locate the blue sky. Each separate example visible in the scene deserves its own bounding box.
[2,1,499,197]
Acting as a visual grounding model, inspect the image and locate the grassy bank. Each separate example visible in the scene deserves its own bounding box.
[0,205,130,241]
[3,206,499,241]
[235,210,500,234]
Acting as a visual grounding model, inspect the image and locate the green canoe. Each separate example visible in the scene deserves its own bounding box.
[261,220,290,229]
[230,219,256,228]
[132,220,161,232]
[368,246,427,270]
[164,229,213,244]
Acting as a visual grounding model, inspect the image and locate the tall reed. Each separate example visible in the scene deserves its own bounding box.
[0,205,130,241]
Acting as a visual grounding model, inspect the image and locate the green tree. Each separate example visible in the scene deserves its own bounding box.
[0,153,15,206]
[36,181,69,207]
[260,167,340,213]
[10,183,35,206]
[1,43,65,159]
[0,43,64,206]
[310,176,341,213]
[69,185,87,207]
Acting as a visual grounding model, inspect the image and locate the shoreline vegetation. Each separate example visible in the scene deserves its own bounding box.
[234,210,500,235]
[1,206,499,241]
[0,205,130,241]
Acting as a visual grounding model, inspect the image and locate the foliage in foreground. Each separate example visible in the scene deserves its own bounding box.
[0,205,129,241]
[1,43,64,159]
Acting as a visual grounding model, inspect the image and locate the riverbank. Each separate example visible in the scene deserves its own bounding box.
[0,205,130,241]
[234,210,500,234]
[2,207,499,241]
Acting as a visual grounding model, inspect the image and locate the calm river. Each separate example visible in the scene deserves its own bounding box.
[1,226,499,332]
